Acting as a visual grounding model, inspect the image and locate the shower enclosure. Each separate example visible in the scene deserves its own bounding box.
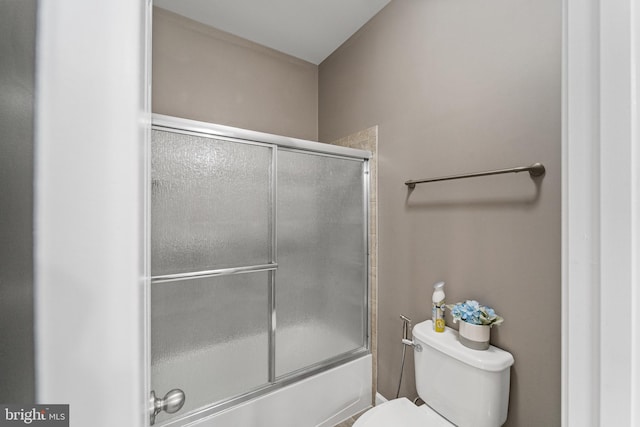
[149,115,371,426]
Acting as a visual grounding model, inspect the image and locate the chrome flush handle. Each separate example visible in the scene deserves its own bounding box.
[149,389,186,425]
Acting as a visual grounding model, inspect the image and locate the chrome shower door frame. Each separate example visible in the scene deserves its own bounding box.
[148,114,371,427]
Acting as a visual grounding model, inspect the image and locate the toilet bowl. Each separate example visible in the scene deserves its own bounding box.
[354,320,514,427]
[353,398,453,427]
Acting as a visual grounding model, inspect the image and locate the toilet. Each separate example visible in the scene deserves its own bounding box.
[354,320,514,427]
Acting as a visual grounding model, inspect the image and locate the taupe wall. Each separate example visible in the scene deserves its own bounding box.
[0,0,36,402]
[319,1,561,426]
[153,7,319,141]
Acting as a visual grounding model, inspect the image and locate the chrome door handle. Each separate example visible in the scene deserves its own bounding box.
[149,389,185,425]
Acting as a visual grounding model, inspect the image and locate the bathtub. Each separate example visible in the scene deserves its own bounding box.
[184,354,372,427]
[152,321,372,427]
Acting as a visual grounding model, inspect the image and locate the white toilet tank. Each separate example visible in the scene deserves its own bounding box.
[412,320,514,427]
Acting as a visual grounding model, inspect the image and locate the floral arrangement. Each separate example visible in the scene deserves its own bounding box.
[447,300,504,327]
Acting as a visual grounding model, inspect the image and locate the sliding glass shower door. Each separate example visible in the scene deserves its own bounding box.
[149,117,368,426]
[276,149,367,377]
[150,129,275,424]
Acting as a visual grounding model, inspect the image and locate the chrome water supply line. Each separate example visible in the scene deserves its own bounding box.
[396,315,422,399]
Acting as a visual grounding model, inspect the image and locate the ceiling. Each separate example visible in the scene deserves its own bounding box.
[153,0,391,65]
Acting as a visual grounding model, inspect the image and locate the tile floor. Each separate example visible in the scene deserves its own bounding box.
[333,410,366,427]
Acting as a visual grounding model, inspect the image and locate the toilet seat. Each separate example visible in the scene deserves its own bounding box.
[353,398,454,427]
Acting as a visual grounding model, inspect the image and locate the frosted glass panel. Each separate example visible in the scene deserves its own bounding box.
[276,150,366,377]
[151,272,269,423]
[151,130,272,276]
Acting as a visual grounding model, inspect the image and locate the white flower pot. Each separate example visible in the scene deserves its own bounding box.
[458,321,490,350]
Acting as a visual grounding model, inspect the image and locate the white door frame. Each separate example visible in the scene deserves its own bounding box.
[562,0,639,425]
[35,1,152,426]
[34,0,638,426]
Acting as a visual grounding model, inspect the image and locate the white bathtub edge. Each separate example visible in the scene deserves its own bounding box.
[189,354,372,427]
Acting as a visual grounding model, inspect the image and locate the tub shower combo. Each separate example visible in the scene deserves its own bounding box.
[148,115,372,426]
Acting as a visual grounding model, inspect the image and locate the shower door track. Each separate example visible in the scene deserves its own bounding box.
[152,114,372,161]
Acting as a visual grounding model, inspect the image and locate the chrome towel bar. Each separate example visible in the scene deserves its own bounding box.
[405,163,545,189]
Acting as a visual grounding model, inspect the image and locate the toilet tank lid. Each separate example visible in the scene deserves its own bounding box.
[413,320,514,372]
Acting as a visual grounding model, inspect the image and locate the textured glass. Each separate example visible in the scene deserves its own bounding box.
[276,150,367,377]
[151,272,269,423]
[151,130,272,276]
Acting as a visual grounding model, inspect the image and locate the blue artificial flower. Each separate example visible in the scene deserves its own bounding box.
[467,300,480,311]
[447,299,504,327]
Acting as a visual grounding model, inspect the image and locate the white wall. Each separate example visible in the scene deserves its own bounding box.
[563,0,640,424]
[35,1,150,426]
